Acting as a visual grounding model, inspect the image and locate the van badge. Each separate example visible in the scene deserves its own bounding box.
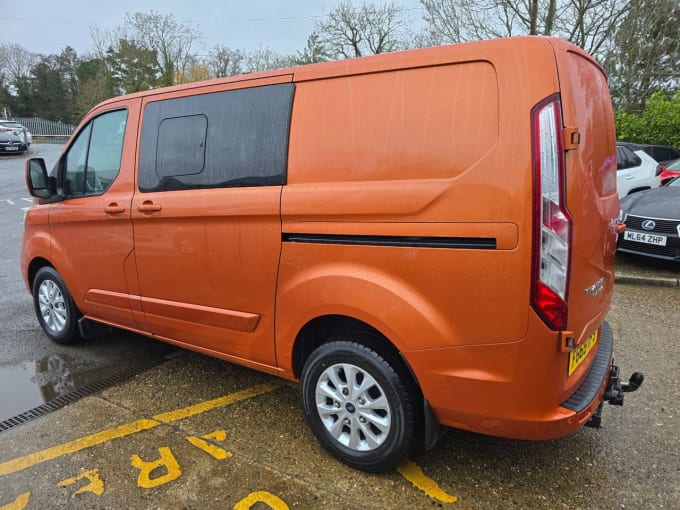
[641,220,656,231]
[584,277,605,298]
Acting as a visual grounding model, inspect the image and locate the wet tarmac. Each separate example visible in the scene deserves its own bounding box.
[0,145,173,428]
[0,146,678,508]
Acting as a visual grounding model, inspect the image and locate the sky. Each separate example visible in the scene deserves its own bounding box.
[1,0,426,58]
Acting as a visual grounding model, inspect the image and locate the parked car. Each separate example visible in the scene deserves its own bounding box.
[639,144,680,167]
[616,142,661,198]
[659,158,680,185]
[617,141,680,167]
[618,176,680,260]
[0,119,32,146]
[0,131,28,154]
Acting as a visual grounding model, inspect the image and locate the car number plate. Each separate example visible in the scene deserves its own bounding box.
[568,330,599,376]
[5,146,18,151]
[624,230,667,246]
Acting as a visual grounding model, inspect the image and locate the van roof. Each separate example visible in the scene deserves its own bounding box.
[91,36,595,114]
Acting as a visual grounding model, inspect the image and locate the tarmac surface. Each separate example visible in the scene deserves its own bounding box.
[0,252,676,510]
[0,146,678,509]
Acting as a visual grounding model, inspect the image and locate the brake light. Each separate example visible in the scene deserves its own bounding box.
[531,96,571,331]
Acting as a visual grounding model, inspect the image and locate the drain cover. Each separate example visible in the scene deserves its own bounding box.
[0,350,183,432]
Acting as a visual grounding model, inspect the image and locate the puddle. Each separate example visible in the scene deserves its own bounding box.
[0,354,119,422]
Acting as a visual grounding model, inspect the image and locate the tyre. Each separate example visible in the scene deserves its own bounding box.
[32,267,82,344]
[301,340,417,472]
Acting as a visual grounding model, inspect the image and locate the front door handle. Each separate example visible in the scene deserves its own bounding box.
[105,203,125,214]
[138,201,162,213]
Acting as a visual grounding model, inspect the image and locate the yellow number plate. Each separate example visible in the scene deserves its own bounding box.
[568,330,599,376]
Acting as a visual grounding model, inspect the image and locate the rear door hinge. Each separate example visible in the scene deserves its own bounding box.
[563,127,580,151]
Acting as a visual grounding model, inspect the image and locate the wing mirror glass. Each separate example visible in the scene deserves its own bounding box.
[25,158,56,199]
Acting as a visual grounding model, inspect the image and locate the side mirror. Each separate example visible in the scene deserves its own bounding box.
[25,158,55,199]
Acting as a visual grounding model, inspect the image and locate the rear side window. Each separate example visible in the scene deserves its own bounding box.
[654,147,680,161]
[616,146,640,170]
[138,83,294,192]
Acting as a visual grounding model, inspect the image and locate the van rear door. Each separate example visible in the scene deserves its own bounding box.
[549,39,618,350]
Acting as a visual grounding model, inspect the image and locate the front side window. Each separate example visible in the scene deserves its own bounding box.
[62,109,128,197]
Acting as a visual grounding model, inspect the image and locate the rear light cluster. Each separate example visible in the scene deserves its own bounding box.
[531,96,571,331]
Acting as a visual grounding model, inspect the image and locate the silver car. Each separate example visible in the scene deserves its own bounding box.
[0,120,32,146]
[0,131,28,154]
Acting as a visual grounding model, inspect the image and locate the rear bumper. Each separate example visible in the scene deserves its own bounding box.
[561,321,613,413]
[404,321,623,440]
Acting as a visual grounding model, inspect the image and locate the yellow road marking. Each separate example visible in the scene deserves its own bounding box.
[0,419,159,477]
[233,491,289,510]
[185,430,232,460]
[0,492,30,510]
[397,459,458,504]
[58,468,105,496]
[153,384,276,422]
[131,447,182,488]
[0,383,277,477]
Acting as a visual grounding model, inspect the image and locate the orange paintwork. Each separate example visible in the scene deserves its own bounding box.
[21,37,619,440]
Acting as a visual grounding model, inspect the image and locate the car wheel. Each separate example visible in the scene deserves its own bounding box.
[301,341,417,472]
[32,267,82,344]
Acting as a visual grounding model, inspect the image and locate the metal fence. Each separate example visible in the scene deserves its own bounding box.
[10,117,75,144]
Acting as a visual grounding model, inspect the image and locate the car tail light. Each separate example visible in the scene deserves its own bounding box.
[531,96,571,331]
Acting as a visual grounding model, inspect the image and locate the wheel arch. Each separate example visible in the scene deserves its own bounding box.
[291,314,419,387]
[27,257,54,293]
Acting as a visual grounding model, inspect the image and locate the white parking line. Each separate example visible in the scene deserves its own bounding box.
[5,199,14,205]
[20,198,33,203]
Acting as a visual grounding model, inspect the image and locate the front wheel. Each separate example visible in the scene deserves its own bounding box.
[301,341,417,472]
[32,267,82,344]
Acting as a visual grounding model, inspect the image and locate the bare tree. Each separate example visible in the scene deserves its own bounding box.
[316,1,409,59]
[243,47,296,73]
[207,45,245,78]
[124,11,201,86]
[420,0,630,57]
[0,43,39,90]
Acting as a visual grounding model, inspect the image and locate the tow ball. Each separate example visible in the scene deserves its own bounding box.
[586,364,644,428]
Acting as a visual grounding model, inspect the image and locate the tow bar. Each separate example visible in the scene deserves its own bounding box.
[586,364,644,428]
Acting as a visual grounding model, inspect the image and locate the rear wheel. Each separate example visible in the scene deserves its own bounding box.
[301,341,417,472]
[32,267,82,344]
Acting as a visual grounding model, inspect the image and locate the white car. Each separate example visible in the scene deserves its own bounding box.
[616,142,661,198]
[0,119,32,146]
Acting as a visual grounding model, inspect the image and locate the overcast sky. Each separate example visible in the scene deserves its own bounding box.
[1,0,426,57]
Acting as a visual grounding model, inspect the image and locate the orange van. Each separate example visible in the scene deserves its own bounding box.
[22,36,642,472]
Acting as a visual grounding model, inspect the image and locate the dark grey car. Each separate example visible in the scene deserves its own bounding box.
[618,177,680,261]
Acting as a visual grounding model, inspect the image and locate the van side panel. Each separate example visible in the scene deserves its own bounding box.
[288,62,498,184]
[130,80,294,366]
[278,39,561,374]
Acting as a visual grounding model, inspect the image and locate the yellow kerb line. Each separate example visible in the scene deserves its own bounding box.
[0,383,277,477]
[397,459,458,504]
